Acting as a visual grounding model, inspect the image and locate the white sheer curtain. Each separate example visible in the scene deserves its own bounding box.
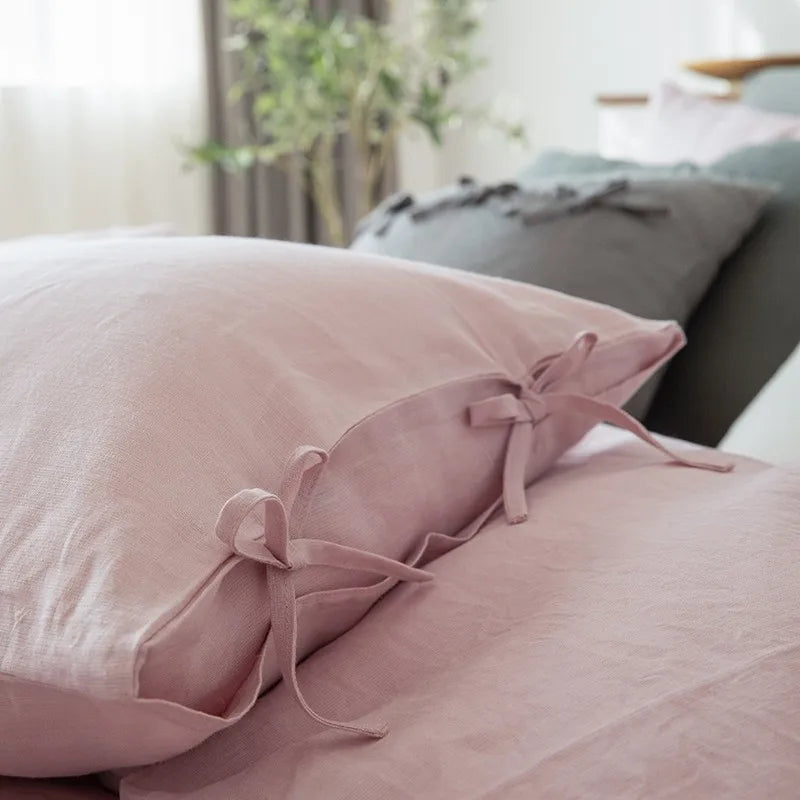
[0,0,209,238]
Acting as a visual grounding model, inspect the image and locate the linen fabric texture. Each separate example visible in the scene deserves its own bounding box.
[0,236,686,775]
[120,425,800,800]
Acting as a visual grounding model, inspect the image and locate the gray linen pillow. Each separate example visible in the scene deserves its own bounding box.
[351,173,772,418]
[646,142,800,444]
[524,143,800,446]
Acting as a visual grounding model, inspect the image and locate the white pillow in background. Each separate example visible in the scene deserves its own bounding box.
[720,343,800,465]
[642,82,800,165]
[597,104,652,161]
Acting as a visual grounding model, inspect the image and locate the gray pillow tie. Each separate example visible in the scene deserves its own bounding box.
[363,178,670,237]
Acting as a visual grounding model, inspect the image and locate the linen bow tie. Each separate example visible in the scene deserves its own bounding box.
[469,332,733,524]
[216,445,433,739]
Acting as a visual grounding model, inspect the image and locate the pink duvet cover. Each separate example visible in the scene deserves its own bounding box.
[115,425,800,800]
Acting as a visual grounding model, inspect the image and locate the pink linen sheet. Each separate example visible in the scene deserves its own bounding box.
[121,425,800,800]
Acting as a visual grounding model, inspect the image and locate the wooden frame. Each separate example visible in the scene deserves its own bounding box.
[596,54,800,107]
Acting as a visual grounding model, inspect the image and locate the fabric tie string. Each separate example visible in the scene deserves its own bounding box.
[215,445,433,739]
[470,332,734,525]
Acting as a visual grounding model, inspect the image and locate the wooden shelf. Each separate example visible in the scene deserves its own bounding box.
[595,93,651,106]
[683,54,800,82]
[596,91,737,107]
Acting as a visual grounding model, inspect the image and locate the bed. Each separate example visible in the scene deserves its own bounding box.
[1,57,800,799]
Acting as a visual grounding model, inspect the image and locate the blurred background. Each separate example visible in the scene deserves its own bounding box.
[1,0,798,243]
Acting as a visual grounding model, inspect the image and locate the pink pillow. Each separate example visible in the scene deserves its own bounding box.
[642,82,800,164]
[0,236,692,776]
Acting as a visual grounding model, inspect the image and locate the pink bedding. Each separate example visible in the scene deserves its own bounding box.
[0,236,684,776]
[117,425,800,799]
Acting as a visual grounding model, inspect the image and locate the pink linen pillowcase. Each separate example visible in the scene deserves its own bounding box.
[642,82,800,164]
[0,236,692,777]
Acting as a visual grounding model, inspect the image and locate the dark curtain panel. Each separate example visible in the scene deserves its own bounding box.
[202,0,395,244]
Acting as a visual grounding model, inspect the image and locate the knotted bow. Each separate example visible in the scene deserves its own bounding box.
[470,332,733,525]
[216,445,433,738]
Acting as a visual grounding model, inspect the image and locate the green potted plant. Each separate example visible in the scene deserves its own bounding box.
[193,0,524,245]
